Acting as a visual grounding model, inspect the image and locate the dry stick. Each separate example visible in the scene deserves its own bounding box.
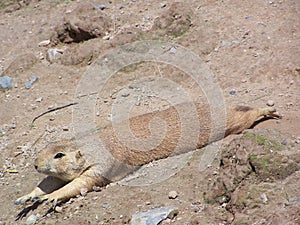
[32,102,78,124]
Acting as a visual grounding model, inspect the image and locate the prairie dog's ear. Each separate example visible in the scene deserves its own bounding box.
[75,150,83,159]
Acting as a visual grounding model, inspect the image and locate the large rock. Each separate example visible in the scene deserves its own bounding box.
[0,76,13,89]
[131,206,178,225]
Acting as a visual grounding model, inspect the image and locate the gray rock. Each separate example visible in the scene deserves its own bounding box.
[169,47,177,54]
[94,5,107,10]
[26,214,38,225]
[0,76,13,89]
[260,193,268,203]
[25,76,38,89]
[46,48,64,63]
[220,40,239,47]
[131,206,178,225]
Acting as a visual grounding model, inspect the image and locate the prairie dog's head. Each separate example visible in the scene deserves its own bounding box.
[35,141,86,181]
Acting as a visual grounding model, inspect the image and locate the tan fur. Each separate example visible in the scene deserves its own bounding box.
[15,103,280,206]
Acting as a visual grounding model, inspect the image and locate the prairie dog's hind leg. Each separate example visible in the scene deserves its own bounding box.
[15,176,67,205]
[256,107,282,121]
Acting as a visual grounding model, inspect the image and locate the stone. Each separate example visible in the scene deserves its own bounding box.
[24,76,38,89]
[38,40,51,47]
[80,187,88,196]
[0,76,13,89]
[62,126,69,131]
[260,193,268,203]
[168,190,178,199]
[266,100,274,107]
[54,206,63,213]
[229,90,236,95]
[94,5,107,10]
[46,48,64,63]
[35,97,43,102]
[131,206,178,225]
[26,214,38,225]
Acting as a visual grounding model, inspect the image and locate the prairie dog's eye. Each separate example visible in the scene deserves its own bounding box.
[54,152,65,159]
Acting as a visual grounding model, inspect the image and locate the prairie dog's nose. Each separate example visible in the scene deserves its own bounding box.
[34,165,38,170]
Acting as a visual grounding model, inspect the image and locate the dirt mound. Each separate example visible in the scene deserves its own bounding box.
[204,129,300,224]
[151,2,193,38]
[51,2,113,44]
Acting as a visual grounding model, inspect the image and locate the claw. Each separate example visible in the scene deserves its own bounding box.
[15,195,31,205]
[32,196,45,203]
[35,195,58,208]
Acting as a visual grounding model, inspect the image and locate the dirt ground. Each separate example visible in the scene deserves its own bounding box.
[0,0,299,224]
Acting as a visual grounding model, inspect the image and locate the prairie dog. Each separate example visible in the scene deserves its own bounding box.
[15,104,280,205]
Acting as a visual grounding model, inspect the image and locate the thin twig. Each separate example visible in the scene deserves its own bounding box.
[32,102,78,124]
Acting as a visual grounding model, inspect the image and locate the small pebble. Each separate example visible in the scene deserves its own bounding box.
[102,203,110,208]
[168,190,178,199]
[47,48,64,63]
[160,3,167,8]
[169,47,177,54]
[35,97,43,102]
[55,206,63,213]
[229,90,236,95]
[119,88,130,97]
[266,100,274,107]
[261,193,268,203]
[102,35,110,40]
[38,40,50,47]
[80,188,88,196]
[94,5,107,10]
[26,214,38,225]
[93,186,102,191]
[281,141,287,146]
[62,126,69,131]
[25,76,38,89]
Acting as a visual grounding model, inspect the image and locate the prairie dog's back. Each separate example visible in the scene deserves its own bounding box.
[98,103,278,166]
